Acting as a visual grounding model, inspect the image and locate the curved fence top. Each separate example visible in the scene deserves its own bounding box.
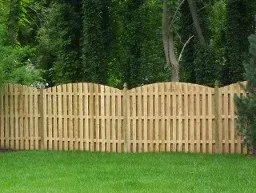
[0,81,248,93]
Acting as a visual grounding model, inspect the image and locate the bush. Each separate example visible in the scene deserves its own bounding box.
[234,34,256,154]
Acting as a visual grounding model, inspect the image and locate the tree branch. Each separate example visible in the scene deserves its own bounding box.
[178,35,194,62]
[187,0,206,46]
[170,0,185,26]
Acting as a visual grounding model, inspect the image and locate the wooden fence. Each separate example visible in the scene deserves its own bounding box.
[0,82,247,154]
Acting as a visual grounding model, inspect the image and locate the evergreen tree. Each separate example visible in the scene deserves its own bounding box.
[179,0,221,86]
[234,34,256,154]
[223,0,255,85]
[82,0,114,85]
[117,0,144,88]
[37,0,83,85]
[109,0,170,89]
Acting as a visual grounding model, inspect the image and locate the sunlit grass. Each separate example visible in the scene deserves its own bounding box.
[0,151,255,193]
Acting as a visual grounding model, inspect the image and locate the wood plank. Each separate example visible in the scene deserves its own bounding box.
[117,90,122,152]
[123,84,129,152]
[154,84,159,152]
[224,90,229,153]
[196,85,201,153]
[111,87,116,152]
[89,84,94,151]
[106,87,111,152]
[160,84,165,152]
[78,83,83,151]
[47,88,52,150]
[24,86,29,149]
[202,87,207,153]
[9,85,14,149]
[208,89,213,154]
[68,84,73,150]
[94,84,100,151]
[189,85,195,153]
[4,85,9,148]
[34,89,39,150]
[166,83,171,152]
[184,84,189,153]
[84,83,89,151]
[132,90,136,152]
[100,86,106,152]
[14,85,19,149]
[29,87,35,150]
[0,85,4,148]
[178,83,183,152]
[172,84,177,152]
[73,83,79,150]
[236,88,243,153]
[143,86,148,152]
[63,85,68,150]
[137,87,142,152]
[57,85,63,150]
[19,86,24,149]
[149,85,154,152]
[229,87,235,153]
[52,86,57,150]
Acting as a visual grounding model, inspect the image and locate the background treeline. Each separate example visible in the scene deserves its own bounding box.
[0,0,255,89]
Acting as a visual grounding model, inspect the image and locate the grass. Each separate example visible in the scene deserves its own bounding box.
[0,151,256,193]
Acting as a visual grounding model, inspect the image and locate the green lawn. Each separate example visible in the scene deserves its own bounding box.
[0,151,256,193]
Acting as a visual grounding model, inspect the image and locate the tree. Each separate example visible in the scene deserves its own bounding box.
[116,0,145,88]
[234,34,256,155]
[181,0,223,86]
[223,0,256,85]
[162,0,192,82]
[109,0,171,88]
[187,0,206,46]
[179,0,196,83]
[0,0,43,88]
[37,0,83,85]
[82,0,114,85]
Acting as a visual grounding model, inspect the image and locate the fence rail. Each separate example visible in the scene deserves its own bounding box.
[0,82,247,154]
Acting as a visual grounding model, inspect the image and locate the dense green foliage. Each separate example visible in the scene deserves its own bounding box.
[179,0,196,83]
[37,0,83,86]
[82,0,113,85]
[234,34,256,153]
[179,0,224,86]
[223,0,256,85]
[115,1,169,88]
[0,0,255,88]
[0,0,43,88]
[1,151,256,192]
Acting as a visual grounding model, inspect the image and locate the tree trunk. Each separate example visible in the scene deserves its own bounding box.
[162,0,180,82]
[187,0,206,46]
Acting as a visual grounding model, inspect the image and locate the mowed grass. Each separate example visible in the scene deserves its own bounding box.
[0,151,256,193]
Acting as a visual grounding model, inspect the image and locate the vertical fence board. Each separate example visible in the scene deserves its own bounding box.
[184,84,189,152]
[143,86,148,152]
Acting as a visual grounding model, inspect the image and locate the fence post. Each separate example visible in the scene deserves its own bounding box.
[123,83,130,152]
[39,88,45,150]
[214,81,221,153]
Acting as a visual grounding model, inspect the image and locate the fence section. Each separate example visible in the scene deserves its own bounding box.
[217,82,248,154]
[42,83,125,152]
[0,84,40,150]
[0,82,247,154]
[126,83,215,153]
